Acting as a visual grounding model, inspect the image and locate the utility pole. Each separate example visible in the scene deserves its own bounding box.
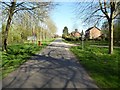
[81,30,84,50]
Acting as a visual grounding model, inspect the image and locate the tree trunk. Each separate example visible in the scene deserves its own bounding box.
[108,20,114,54]
[42,31,44,41]
[3,2,16,51]
[3,15,13,51]
[45,32,46,40]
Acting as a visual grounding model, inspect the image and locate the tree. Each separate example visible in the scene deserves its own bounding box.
[75,0,120,54]
[75,29,78,32]
[62,26,69,39]
[63,26,69,35]
[45,17,57,36]
[101,21,109,40]
[114,15,120,45]
[12,12,33,43]
[2,0,54,51]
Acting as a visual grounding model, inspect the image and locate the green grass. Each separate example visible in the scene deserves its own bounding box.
[63,38,119,47]
[0,50,2,80]
[63,38,109,45]
[70,45,119,88]
[1,39,54,78]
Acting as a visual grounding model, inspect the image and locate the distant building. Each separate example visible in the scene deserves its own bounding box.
[27,28,37,42]
[27,35,37,41]
[85,27,101,39]
[71,29,81,38]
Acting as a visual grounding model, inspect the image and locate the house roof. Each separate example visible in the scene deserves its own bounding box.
[71,31,81,34]
[86,26,101,32]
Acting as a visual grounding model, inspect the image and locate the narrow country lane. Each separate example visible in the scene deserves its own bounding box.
[3,38,98,88]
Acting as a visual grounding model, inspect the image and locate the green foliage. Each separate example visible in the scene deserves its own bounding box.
[62,35,80,42]
[2,3,57,51]
[45,17,57,34]
[0,32,2,47]
[114,19,120,46]
[70,46,119,88]
[0,50,2,80]
[62,26,69,38]
[1,24,6,46]
[101,21,109,40]
[101,19,120,46]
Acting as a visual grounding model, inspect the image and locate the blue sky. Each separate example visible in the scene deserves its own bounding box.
[50,1,105,36]
[50,2,86,36]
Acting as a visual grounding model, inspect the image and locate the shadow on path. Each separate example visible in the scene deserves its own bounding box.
[3,38,98,89]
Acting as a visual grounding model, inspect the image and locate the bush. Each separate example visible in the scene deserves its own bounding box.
[62,34,67,39]
[65,37,72,41]
[65,36,80,41]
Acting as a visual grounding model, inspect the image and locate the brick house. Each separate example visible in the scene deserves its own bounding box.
[71,29,81,38]
[85,27,101,39]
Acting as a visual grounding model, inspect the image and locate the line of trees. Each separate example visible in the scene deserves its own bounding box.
[1,0,57,51]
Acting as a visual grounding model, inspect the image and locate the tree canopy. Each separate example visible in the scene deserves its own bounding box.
[1,0,57,51]
[63,26,69,36]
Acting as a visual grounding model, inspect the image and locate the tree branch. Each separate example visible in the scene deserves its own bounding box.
[2,2,10,7]
[14,6,39,13]
[104,0,108,14]
[16,2,24,7]
[99,0,110,20]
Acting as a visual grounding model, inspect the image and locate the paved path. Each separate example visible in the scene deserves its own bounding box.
[3,38,98,89]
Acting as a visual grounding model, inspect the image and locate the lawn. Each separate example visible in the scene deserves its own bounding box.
[0,50,2,80]
[70,45,119,88]
[1,39,54,78]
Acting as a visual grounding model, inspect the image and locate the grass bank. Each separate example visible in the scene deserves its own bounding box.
[1,39,55,78]
[70,45,119,88]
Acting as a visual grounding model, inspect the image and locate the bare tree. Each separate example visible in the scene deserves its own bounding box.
[2,0,54,51]
[75,0,120,54]
[45,17,57,35]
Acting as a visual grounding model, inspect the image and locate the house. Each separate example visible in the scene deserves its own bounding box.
[85,27,101,39]
[71,29,81,38]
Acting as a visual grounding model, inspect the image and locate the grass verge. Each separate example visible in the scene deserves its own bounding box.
[70,45,119,88]
[1,38,55,79]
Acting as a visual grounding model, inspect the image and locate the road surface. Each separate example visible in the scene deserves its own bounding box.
[3,38,98,89]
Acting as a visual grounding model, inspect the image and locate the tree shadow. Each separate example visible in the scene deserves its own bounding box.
[2,39,98,89]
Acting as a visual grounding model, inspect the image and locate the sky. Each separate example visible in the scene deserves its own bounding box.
[50,1,105,36]
[0,1,104,34]
[50,2,86,36]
